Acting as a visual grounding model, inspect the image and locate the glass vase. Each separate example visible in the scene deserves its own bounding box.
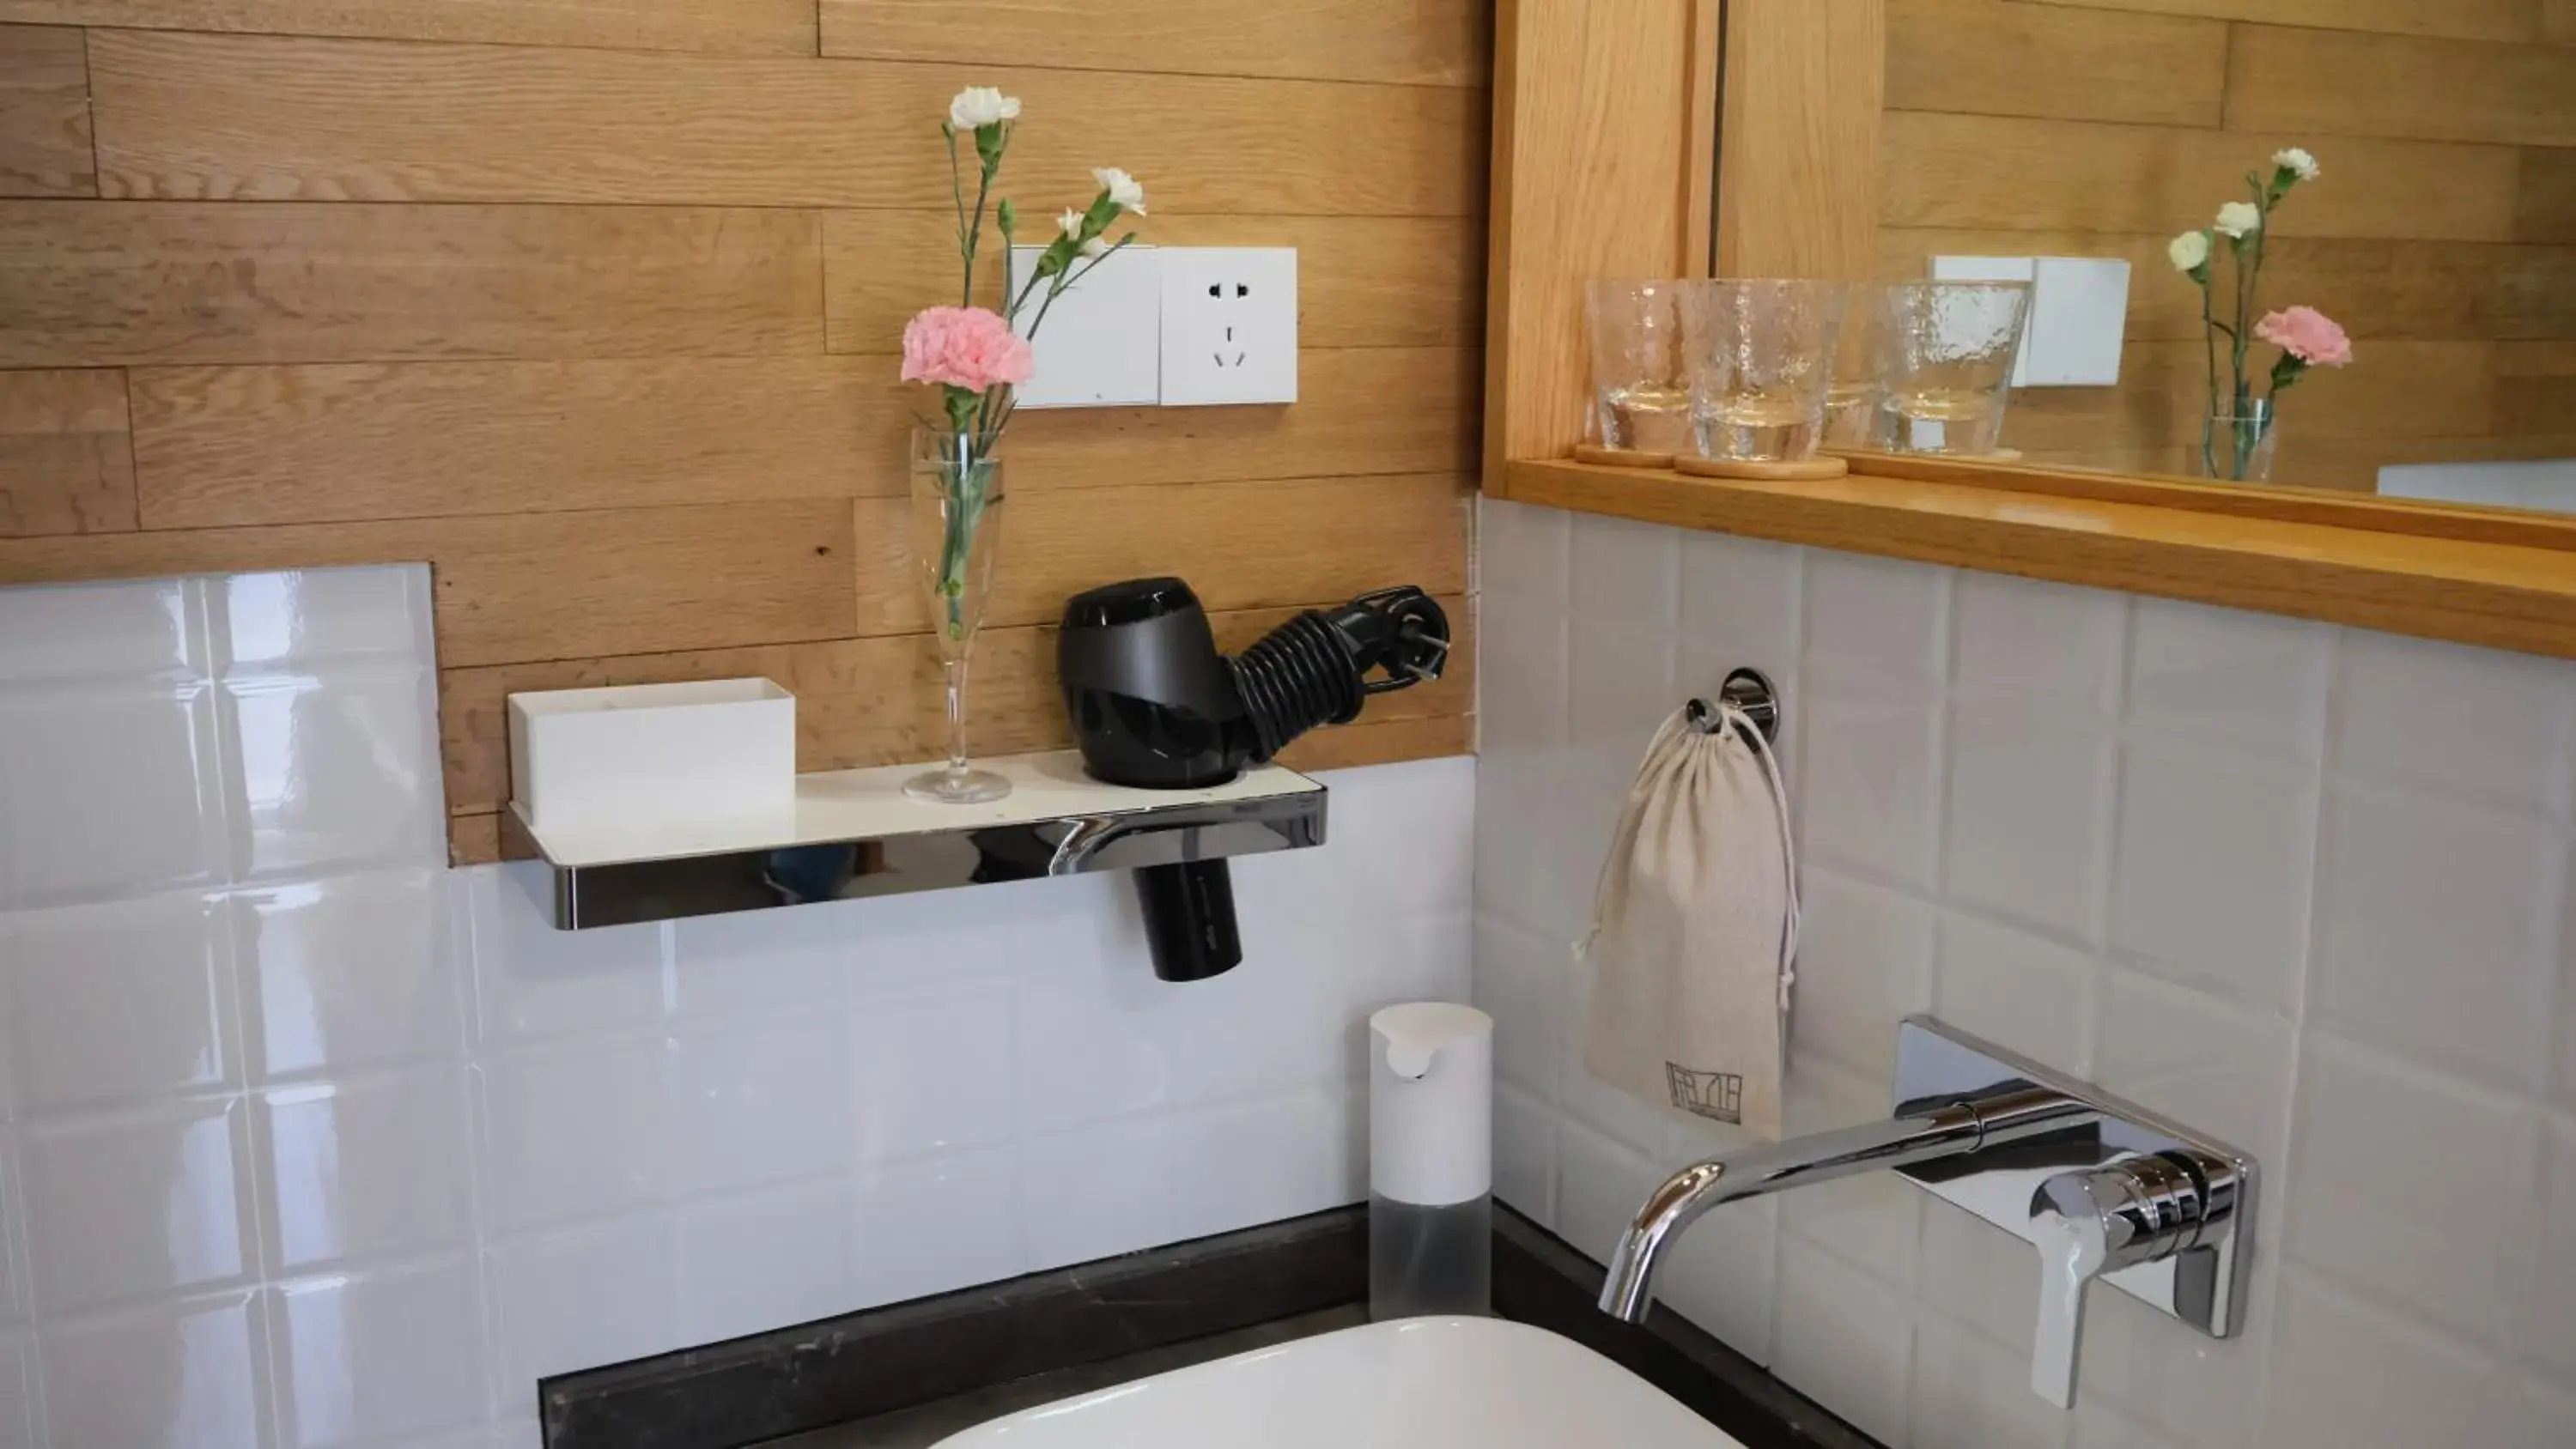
[2202,400,2278,483]
[903,427,1011,805]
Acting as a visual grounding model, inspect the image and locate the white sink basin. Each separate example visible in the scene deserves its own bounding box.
[927,1317,1749,1449]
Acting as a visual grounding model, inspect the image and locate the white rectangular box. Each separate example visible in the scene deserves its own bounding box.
[509,678,795,833]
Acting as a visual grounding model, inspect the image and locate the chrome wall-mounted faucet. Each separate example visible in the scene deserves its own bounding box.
[1599,1017,2257,1409]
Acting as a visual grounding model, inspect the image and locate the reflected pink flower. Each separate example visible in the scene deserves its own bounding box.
[2255,306,2352,367]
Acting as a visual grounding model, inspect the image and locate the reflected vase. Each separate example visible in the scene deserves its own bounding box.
[2202,400,2278,483]
[904,427,1011,805]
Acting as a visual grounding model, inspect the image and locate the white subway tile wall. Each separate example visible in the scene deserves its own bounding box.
[0,567,1475,1449]
[1475,499,2576,1449]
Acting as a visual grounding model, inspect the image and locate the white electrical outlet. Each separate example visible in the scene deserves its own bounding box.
[1158,247,1297,406]
[1007,244,1162,409]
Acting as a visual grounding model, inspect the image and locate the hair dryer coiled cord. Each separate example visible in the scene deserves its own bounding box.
[1230,611,1364,761]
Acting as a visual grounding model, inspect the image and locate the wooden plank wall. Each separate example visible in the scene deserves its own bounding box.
[0,3,1490,863]
[1879,0,2576,490]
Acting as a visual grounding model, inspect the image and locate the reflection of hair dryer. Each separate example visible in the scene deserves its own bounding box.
[1060,578,1451,981]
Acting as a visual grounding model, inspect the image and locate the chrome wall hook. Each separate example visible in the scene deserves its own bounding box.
[1684,667,1781,743]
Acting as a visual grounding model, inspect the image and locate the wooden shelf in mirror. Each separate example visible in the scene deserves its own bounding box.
[1498,452,2576,661]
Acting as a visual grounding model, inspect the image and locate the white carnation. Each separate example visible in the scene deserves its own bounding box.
[1092,167,1148,216]
[2272,147,2319,181]
[1081,236,1110,258]
[2214,201,2262,239]
[2167,230,2211,273]
[948,87,1020,130]
[1058,208,1084,241]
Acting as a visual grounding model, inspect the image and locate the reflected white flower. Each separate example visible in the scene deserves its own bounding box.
[2271,148,2319,181]
[2214,201,2261,239]
[949,88,1020,130]
[1092,167,1148,216]
[2167,230,2211,273]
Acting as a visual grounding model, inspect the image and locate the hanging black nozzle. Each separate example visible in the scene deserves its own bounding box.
[1058,579,1451,981]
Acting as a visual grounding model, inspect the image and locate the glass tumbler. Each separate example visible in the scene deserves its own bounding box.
[1823,284,1896,449]
[1873,281,2032,456]
[1583,280,1692,453]
[1679,279,1850,462]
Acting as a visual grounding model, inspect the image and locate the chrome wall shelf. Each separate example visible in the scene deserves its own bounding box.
[502,749,1328,930]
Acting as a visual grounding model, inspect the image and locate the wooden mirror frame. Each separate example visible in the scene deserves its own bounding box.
[1484,0,2576,660]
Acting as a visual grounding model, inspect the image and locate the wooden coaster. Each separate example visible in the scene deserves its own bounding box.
[1571,444,1678,468]
[1674,454,1850,482]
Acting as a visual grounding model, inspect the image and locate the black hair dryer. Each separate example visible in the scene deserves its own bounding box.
[1059,578,1451,982]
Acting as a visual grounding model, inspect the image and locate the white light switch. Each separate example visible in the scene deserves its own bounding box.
[1009,244,1162,409]
[1158,247,1298,406]
[2025,257,2129,388]
[1929,254,2129,389]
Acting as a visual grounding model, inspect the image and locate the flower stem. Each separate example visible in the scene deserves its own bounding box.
[943,657,970,773]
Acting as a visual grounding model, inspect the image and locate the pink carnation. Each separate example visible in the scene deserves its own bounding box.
[2254,306,2352,367]
[901,306,1033,391]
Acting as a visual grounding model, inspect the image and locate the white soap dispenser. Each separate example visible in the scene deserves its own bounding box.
[1367,1002,1494,1319]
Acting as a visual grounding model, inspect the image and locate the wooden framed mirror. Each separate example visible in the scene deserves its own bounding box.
[1486,0,2576,658]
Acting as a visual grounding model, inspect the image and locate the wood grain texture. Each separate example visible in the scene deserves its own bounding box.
[0,1,817,52]
[2012,0,2547,43]
[0,499,861,666]
[1716,0,1883,279]
[2001,340,2495,459]
[1885,0,2225,126]
[823,212,1483,354]
[439,596,1475,816]
[1881,111,2524,241]
[819,0,1488,86]
[0,367,131,535]
[129,348,1477,526]
[2224,24,2576,148]
[87,31,1485,215]
[0,202,823,366]
[0,24,90,196]
[2522,148,2576,246]
[1485,0,1698,485]
[1510,457,2576,660]
[2549,0,2575,42]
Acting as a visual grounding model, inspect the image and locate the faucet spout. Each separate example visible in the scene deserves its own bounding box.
[1598,1086,2088,1322]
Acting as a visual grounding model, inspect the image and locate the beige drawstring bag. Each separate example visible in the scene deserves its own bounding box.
[1578,701,1800,1141]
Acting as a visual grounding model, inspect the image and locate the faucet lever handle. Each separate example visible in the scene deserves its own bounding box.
[2026,1157,2207,1408]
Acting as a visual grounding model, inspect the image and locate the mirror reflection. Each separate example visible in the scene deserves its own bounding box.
[1867,3,2575,514]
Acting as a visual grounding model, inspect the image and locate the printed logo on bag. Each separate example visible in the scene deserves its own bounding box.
[1665,1064,1744,1124]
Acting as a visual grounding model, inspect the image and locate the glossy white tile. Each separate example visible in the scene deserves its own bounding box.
[0,1334,33,1449]
[1490,1081,1557,1227]
[2286,1032,2537,1348]
[270,1259,485,1449]
[1475,591,1568,771]
[1917,1197,2037,1355]
[1472,915,1564,1102]
[2261,1273,2525,1449]
[664,1014,846,1197]
[23,1099,252,1313]
[258,1070,473,1271]
[3,891,232,1110]
[1796,687,1944,890]
[2506,1113,2576,1380]
[1013,1115,1174,1272]
[1678,532,1802,668]
[2309,779,2563,1094]
[38,1292,268,1449]
[2336,629,2576,821]
[1943,695,2115,943]
[484,1216,677,1388]
[1952,571,2123,715]
[1569,512,1679,629]
[1789,867,1936,1078]
[236,870,462,1081]
[1771,1234,1914,1447]
[2093,971,2294,1212]
[1910,1313,2069,1449]
[664,901,850,1019]
[2126,598,2330,760]
[1933,911,2099,1077]
[461,872,665,1046]
[1552,1118,1664,1270]
[1165,1086,1358,1244]
[218,568,429,675]
[847,1148,1024,1309]
[218,668,444,881]
[1476,498,1569,618]
[674,1184,854,1346]
[0,685,222,909]
[1802,550,1947,696]
[471,1039,665,1233]
[1650,1186,1777,1363]
[0,577,197,682]
[2108,739,2314,1014]
[846,968,1015,1161]
[1777,1058,1921,1292]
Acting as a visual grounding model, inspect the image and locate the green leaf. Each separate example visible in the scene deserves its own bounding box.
[2269,352,2306,393]
[975,122,1006,171]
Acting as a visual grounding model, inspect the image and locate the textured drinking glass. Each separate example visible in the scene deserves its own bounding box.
[1584,280,1692,453]
[1679,280,1850,462]
[1823,284,1897,449]
[1873,281,2032,456]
